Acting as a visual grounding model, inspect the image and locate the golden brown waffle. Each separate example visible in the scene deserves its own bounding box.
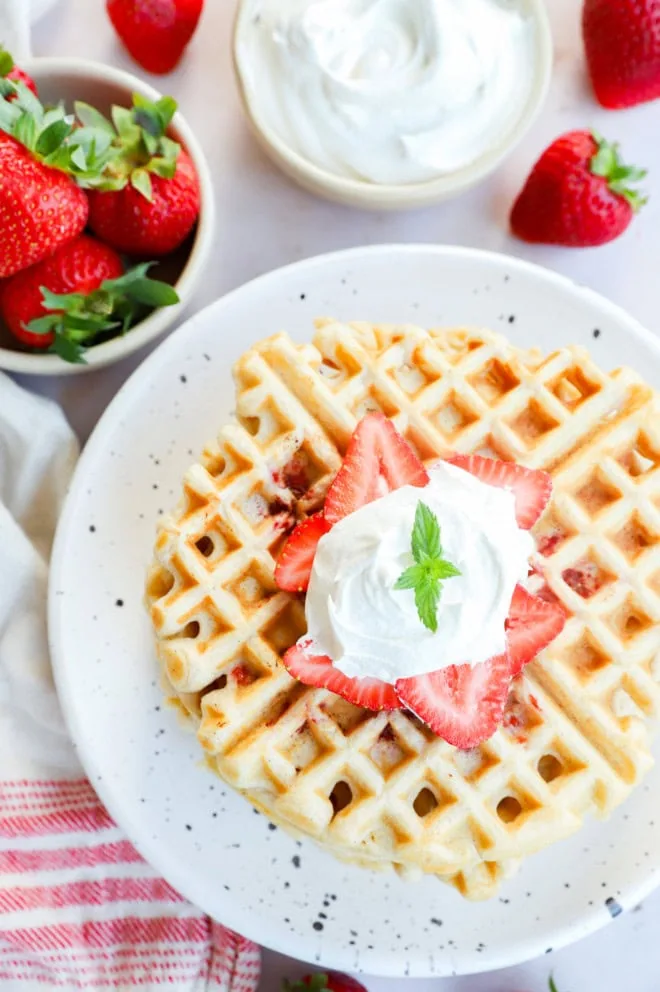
[146,321,660,899]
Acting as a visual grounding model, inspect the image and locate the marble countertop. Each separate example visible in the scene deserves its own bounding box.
[17,1,660,988]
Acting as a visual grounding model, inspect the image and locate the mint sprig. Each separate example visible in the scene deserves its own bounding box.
[394,501,461,633]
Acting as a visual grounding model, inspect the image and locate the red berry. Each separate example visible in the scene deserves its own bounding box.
[275,515,331,593]
[283,642,403,712]
[0,235,123,348]
[511,130,646,248]
[583,0,660,109]
[107,0,204,75]
[395,652,512,749]
[324,413,429,526]
[506,584,567,677]
[0,133,89,279]
[447,454,552,530]
[87,149,200,257]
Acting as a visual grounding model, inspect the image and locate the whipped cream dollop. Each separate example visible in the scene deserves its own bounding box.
[235,0,536,185]
[305,462,534,682]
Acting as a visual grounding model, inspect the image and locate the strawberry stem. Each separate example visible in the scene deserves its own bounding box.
[589,131,648,211]
[0,46,15,78]
[76,94,182,199]
[26,263,179,364]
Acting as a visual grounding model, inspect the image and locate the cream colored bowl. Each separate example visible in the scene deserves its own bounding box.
[233,0,553,211]
[0,58,215,376]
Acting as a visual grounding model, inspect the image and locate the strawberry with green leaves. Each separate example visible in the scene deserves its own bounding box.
[82,94,201,256]
[283,972,367,992]
[511,130,647,248]
[0,234,179,363]
[0,47,38,100]
[0,84,114,278]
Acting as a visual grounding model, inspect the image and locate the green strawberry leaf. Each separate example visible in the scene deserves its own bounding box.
[0,47,15,77]
[125,278,180,307]
[74,101,116,136]
[52,334,87,364]
[131,167,153,201]
[589,131,648,212]
[282,976,330,992]
[25,315,60,336]
[35,119,73,158]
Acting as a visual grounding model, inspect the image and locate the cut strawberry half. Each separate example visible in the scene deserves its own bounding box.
[283,642,403,712]
[395,653,511,749]
[274,514,331,593]
[324,413,429,525]
[447,454,552,530]
[506,584,567,677]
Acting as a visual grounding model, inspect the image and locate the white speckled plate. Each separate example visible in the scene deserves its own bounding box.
[49,245,660,979]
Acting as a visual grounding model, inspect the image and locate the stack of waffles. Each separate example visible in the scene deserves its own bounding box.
[146,320,660,899]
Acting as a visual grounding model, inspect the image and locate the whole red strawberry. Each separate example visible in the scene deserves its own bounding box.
[0,235,123,348]
[0,233,179,362]
[0,133,89,278]
[0,47,38,99]
[283,973,367,992]
[583,0,660,109]
[84,94,200,256]
[107,0,204,75]
[511,130,646,247]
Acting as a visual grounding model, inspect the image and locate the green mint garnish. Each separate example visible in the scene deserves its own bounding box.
[394,501,461,633]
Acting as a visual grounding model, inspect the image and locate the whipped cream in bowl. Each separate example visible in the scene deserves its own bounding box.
[305,461,534,683]
[233,0,552,208]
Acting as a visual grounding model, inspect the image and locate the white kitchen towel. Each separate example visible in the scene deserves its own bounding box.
[0,374,261,991]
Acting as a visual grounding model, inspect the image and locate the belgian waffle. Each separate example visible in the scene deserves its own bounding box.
[146,320,660,899]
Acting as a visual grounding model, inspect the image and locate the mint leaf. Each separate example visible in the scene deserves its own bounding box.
[411,501,441,562]
[415,577,441,634]
[394,564,426,591]
[395,501,461,632]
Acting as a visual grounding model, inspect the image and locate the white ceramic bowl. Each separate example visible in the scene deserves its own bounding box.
[0,58,215,376]
[233,0,553,211]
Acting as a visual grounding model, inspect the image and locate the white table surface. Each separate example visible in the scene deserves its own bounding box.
[17,0,660,988]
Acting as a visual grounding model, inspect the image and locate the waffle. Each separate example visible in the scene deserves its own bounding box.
[147,320,660,899]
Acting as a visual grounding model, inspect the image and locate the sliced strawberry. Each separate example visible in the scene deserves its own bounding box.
[324,413,429,525]
[283,642,403,712]
[447,454,552,530]
[274,514,331,593]
[395,653,511,749]
[506,584,567,676]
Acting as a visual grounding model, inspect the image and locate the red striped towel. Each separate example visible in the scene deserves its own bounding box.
[0,376,261,990]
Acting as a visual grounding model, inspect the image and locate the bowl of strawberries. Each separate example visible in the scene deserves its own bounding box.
[0,55,215,374]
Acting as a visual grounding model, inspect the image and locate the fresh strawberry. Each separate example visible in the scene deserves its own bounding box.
[283,973,367,992]
[324,413,429,525]
[0,235,122,348]
[107,0,204,75]
[447,454,552,530]
[0,235,178,362]
[0,85,117,278]
[283,642,402,712]
[511,130,646,248]
[275,515,331,593]
[506,584,566,677]
[583,0,660,110]
[0,48,38,100]
[395,653,511,749]
[84,94,200,256]
[0,133,88,279]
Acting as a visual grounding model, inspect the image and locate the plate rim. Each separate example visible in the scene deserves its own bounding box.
[49,243,660,977]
